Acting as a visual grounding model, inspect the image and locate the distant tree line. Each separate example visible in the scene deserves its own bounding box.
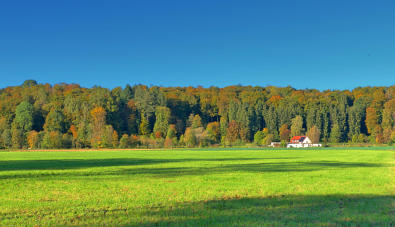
[0,80,394,149]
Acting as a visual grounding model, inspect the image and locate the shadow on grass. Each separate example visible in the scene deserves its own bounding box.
[72,194,395,226]
[111,161,392,177]
[0,159,392,180]
[0,157,293,171]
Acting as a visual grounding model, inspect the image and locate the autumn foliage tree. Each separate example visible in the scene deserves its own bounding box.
[0,81,393,149]
[27,130,39,149]
[307,125,321,144]
[279,124,291,141]
[90,107,108,148]
[205,121,220,144]
[183,127,197,147]
[164,124,178,147]
[225,121,240,143]
[365,107,379,135]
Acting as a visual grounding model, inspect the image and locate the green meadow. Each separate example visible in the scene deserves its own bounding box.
[0,148,394,226]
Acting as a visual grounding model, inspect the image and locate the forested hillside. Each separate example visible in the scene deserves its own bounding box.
[0,80,394,149]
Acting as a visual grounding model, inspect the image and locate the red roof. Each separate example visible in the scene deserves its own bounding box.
[290,136,306,143]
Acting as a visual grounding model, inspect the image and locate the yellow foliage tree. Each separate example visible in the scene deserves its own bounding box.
[90,107,107,148]
[27,130,39,149]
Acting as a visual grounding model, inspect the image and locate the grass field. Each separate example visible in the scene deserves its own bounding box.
[0,148,394,226]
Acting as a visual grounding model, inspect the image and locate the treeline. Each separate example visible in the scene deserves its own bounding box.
[0,80,394,149]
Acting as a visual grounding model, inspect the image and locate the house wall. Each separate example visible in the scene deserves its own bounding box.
[302,137,312,144]
[287,143,322,148]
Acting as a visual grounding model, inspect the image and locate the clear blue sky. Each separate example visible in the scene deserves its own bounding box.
[1,0,394,90]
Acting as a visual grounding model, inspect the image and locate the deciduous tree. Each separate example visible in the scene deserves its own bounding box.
[153,106,171,138]
[27,130,39,149]
[279,124,291,141]
[291,115,304,137]
[307,125,320,144]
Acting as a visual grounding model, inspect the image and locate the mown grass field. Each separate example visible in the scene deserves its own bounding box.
[0,148,394,226]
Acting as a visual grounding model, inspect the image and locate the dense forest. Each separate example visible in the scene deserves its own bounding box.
[0,80,394,149]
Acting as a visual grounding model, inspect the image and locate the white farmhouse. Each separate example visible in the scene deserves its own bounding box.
[287,136,321,148]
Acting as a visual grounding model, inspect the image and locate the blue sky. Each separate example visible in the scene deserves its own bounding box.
[1,0,394,90]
